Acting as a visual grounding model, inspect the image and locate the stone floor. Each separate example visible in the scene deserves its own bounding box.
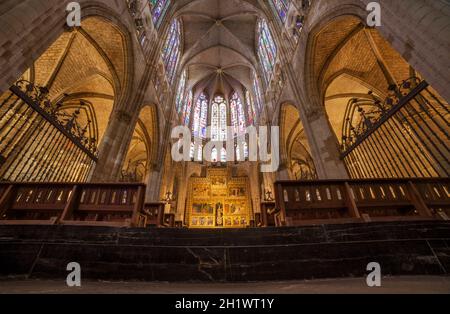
[0,276,449,294]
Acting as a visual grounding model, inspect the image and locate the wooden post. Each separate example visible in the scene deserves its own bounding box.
[274,183,287,226]
[164,213,175,227]
[0,185,15,217]
[157,202,164,227]
[60,185,80,223]
[131,185,145,227]
[261,202,268,227]
[344,182,361,219]
[407,181,432,217]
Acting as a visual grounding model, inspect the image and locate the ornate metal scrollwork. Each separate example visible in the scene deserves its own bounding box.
[340,77,423,154]
[13,80,98,157]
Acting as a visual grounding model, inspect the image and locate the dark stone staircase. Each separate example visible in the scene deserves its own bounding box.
[0,221,449,282]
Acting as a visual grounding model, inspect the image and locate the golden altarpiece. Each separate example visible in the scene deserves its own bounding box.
[185,168,253,228]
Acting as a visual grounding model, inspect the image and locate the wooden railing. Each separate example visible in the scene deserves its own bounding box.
[260,201,281,227]
[143,202,165,227]
[275,178,449,226]
[2,179,448,228]
[0,182,146,227]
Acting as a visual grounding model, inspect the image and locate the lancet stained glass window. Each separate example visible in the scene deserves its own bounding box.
[220,148,227,163]
[211,148,218,162]
[230,94,238,137]
[253,74,263,111]
[176,70,187,113]
[211,102,219,141]
[192,92,208,138]
[257,19,277,85]
[150,0,170,29]
[183,90,193,125]
[230,92,246,136]
[236,142,249,161]
[210,96,227,141]
[162,19,181,85]
[269,0,290,24]
[219,101,227,141]
[245,89,255,125]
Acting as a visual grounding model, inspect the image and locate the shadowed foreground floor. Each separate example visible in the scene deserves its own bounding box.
[0,276,449,294]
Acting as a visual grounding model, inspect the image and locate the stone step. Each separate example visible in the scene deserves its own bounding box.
[0,221,449,282]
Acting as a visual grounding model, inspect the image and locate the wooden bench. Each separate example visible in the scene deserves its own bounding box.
[275,178,449,226]
[0,182,146,227]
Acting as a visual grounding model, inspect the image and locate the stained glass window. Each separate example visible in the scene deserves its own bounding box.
[210,96,227,141]
[197,144,203,161]
[192,92,209,139]
[257,19,277,85]
[199,95,208,139]
[245,89,255,125]
[253,74,263,111]
[190,142,195,159]
[211,148,218,162]
[219,102,227,141]
[162,19,181,85]
[176,70,187,113]
[230,94,238,137]
[150,0,170,29]
[183,90,193,125]
[236,141,249,161]
[230,92,246,136]
[220,148,227,162]
[269,0,290,24]
[211,102,219,141]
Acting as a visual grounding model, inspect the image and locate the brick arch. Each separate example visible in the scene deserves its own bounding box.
[278,102,316,180]
[301,0,450,115]
[303,10,367,114]
[0,0,136,104]
[20,19,131,145]
[121,104,160,182]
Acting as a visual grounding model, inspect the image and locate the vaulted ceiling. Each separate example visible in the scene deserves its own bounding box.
[173,0,264,97]
[21,16,129,144]
[312,16,412,143]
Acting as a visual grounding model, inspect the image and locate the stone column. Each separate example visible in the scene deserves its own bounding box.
[276,163,291,181]
[175,166,190,222]
[305,108,349,179]
[248,163,261,214]
[90,110,134,182]
[144,167,163,203]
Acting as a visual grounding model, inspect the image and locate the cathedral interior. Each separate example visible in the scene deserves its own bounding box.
[0,0,449,290]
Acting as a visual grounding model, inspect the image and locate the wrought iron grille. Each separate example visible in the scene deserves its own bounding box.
[0,80,98,182]
[340,78,449,178]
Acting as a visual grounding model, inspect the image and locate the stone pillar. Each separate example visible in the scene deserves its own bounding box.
[276,163,291,181]
[145,167,163,203]
[90,110,134,182]
[175,169,189,222]
[305,108,349,179]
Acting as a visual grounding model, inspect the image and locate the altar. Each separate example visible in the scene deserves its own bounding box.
[185,168,252,228]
